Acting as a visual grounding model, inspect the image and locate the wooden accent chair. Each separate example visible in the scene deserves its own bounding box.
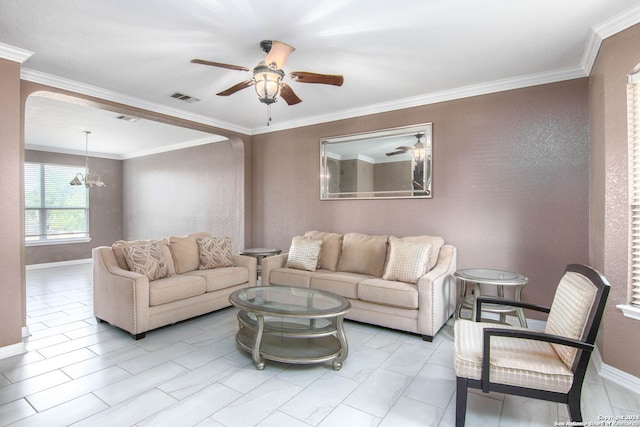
[454,264,610,426]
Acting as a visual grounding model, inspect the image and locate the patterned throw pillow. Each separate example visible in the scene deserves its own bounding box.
[285,236,323,271]
[122,242,169,281]
[197,236,234,269]
[382,236,432,284]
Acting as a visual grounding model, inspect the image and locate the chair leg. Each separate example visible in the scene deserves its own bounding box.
[456,377,468,427]
[421,334,433,342]
[567,391,582,422]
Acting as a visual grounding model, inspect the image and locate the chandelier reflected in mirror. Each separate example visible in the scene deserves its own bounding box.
[70,131,105,188]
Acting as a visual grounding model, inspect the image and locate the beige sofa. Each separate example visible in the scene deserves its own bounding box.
[93,232,256,339]
[262,231,457,341]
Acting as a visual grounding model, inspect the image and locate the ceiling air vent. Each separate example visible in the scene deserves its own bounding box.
[115,114,139,122]
[169,92,200,103]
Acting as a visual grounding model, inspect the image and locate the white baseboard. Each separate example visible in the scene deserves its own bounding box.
[592,346,640,393]
[0,341,26,360]
[26,258,92,270]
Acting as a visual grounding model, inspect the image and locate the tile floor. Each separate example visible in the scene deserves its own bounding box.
[0,263,638,426]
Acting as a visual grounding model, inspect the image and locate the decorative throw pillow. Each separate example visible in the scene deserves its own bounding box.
[382,236,432,284]
[197,236,234,269]
[285,236,323,271]
[122,242,170,281]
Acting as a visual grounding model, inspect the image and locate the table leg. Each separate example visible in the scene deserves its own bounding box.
[514,285,528,327]
[455,280,468,319]
[332,315,348,371]
[252,314,266,370]
[497,285,507,324]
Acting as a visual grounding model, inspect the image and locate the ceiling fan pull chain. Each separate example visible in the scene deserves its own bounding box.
[267,104,272,126]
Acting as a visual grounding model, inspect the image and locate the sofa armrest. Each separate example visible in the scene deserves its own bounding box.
[233,254,258,286]
[416,244,457,337]
[92,246,151,336]
[261,253,288,286]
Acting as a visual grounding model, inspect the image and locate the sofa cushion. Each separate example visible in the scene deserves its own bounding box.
[169,235,200,274]
[122,242,171,281]
[337,233,388,277]
[197,236,234,269]
[310,272,370,299]
[148,274,206,306]
[382,237,432,284]
[392,235,444,271]
[183,267,249,292]
[358,278,419,309]
[269,267,321,288]
[285,236,323,271]
[304,231,344,271]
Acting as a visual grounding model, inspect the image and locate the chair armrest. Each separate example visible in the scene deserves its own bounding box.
[233,254,258,286]
[480,327,594,392]
[474,296,550,321]
[261,253,288,286]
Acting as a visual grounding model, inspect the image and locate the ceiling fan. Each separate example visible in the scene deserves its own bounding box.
[386,133,426,159]
[191,40,344,106]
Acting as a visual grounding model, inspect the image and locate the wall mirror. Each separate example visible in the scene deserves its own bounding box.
[320,123,432,199]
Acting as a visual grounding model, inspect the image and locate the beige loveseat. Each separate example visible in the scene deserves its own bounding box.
[93,232,256,339]
[262,231,457,341]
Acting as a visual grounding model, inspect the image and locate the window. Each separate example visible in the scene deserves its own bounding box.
[624,69,640,320]
[24,162,90,245]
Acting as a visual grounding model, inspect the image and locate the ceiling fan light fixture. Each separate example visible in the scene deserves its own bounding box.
[412,134,426,162]
[253,65,284,105]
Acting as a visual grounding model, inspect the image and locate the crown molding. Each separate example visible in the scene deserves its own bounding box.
[0,42,34,63]
[594,2,640,40]
[20,68,252,136]
[26,134,228,160]
[25,144,123,160]
[119,135,228,159]
[581,3,640,76]
[253,66,587,134]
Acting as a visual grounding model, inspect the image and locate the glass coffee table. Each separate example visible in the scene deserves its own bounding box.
[229,286,351,370]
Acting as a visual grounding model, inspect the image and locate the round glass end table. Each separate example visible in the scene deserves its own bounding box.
[454,268,528,327]
[229,286,351,370]
[239,248,281,279]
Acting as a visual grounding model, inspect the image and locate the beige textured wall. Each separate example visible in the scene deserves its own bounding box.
[252,79,590,312]
[24,150,123,265]
[123,141,243,248]
[589,22,640,377]
[0,58,25,348]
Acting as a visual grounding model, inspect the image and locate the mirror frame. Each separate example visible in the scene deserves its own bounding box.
[320,123,432,200]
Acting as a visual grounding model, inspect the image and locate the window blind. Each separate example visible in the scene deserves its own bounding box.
[24,162,89,242]
[629,70,640,307]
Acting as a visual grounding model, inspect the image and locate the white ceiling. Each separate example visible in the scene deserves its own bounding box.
[1,0,640,158]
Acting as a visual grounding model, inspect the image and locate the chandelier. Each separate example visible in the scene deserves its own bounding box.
[70,131,105,188]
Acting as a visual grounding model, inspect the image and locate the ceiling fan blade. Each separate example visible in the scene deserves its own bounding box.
[264,40,295,69]
[191,59,250,72]
[385,147,412,156]
[280,84,302,105]
[386,151,406,156]
[290,71,344,86]
[216,80,254,96]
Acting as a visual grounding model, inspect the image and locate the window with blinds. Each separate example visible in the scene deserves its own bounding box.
[629,70,640,309]
[24,162,89,244]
